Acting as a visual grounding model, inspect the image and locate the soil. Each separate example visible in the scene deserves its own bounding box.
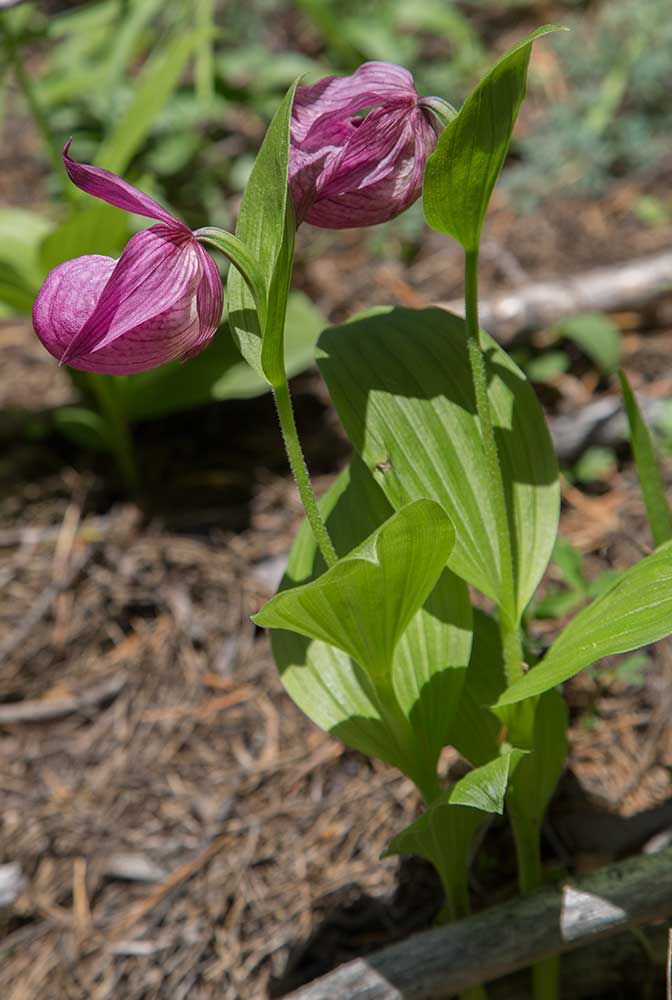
[2,92,672,1000]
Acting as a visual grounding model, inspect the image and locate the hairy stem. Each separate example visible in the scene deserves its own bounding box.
[273,377,337,568]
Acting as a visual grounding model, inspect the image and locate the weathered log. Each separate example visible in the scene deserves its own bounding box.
[439,251,672,341]
[283,848,672,999]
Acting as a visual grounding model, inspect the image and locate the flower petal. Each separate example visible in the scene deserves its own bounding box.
[32,255,116,362]
[59,226,201,367]
[181,242,224,361]
[75,296,202,374]
[306,106,436,228]
[63,140,187,230]
[289,62,418,223]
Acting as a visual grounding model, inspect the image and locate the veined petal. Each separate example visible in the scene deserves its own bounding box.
[181,241,224,361]
[60,226,201,365]
[75,296,202,374]
[63,141,187,230]
[32,255,116,362]
[306,107,435,228]
[292,62,417,143]
[317,102,414,197]
[289,62,418,223]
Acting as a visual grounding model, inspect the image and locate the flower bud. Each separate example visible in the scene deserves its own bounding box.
[289,62,442,229]
[33,144,222,375]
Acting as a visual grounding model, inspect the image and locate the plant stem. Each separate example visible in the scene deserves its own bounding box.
[512,814,559,1000]
[463,248,523,686]
[88,375,139,495]
[1,16,72,201]
[273,377,337,568]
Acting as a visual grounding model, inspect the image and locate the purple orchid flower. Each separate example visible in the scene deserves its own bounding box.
[33,143,223,375]
[289,62,444,230]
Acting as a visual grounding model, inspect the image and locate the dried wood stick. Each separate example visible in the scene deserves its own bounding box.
[0,672,126,724]
[438,251,672,341]
[283,847,672,999]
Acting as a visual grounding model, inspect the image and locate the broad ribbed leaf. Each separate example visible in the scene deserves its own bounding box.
[424,25,564,251]
[255,498,454,680]
[497,541,672,705]
[384,751,523,914]
[227,81,298,383]
[619,370,672,548]
[451,610,504,767]
[318,306,559,617]
[271,458,472,779]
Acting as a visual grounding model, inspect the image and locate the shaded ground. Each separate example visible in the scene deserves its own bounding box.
[2,160,672,999]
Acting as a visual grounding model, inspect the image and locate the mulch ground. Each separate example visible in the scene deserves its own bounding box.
[2,151,672,997]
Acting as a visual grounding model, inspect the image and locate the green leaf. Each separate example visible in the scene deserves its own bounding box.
[122,292,322,421]
[255,498,454,681]
[496,540,672,705]
[450,610,505,767]
[227,81,298,384]
[95,29,201,176]
[423,25,565,251]
[619,369,672,547]
[317,306,560,618]
[384,751,524,915]
[506,691,567,889]
[271,457,472,779]
[559,313,622,374]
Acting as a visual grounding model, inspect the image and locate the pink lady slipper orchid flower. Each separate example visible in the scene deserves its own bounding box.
[33,143,223,375]
[289,62,449,229]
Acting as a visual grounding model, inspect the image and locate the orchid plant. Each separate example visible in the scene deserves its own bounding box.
[31,24,672,999]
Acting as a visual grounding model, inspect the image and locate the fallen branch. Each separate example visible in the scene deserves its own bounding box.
[438,251,672,341]
[283,847,672,999]
[549,391,667,463]
[0,672,126,724]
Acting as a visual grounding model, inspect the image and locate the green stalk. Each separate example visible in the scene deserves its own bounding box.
[511,813,559,1000]
[88,375,139,495]
[1,16,73,201]
[463,249,523,686]
[273,376,337,569]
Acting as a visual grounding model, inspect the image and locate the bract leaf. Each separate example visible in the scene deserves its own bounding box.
[271,458,472,780]
[496,540,672,705]
[424,25,565,251]
[317,306,559,618]
[254,498,454,681]
[227,81,298,384]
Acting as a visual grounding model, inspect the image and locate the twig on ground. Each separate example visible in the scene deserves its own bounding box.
[283,847,672,999]
[0,672,127,724]
[438,250,672,341]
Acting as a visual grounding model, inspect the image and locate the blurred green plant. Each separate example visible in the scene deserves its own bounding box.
[527,537,619,621]
[505,0,672,204]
